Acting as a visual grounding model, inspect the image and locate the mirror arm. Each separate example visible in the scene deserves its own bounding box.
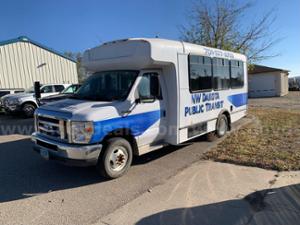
[121,99,139,116]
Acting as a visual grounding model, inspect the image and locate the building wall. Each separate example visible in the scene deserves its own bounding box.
[248,71,289,97]
[279,72,289,96]
[0,41,78,89]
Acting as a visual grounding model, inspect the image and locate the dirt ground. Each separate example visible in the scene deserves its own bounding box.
[249,91,300,109]
[204,92,300,171]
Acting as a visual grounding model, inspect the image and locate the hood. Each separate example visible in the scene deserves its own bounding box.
[2,92,33,100]
[41,93,69,100]
[37,98,129,121]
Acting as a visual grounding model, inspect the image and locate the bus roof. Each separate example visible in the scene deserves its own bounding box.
[82,38,247,72]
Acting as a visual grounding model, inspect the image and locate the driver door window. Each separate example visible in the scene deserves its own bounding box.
[134,72,165,148]
[137,73,162,101]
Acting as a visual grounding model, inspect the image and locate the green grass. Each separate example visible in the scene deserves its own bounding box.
[203,108,300,171]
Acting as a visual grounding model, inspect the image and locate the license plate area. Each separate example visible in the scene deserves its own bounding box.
[36,140,58,151]
[40,148,49,160]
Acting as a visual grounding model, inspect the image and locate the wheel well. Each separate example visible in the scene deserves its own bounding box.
[219,110,231,130]
[21,101,38,108]
[102,129,139,155]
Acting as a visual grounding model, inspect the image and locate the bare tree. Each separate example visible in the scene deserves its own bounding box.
[180,0,280,63]
[64,52,87,82]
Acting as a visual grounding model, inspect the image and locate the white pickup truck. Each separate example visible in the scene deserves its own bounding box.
[1,84,70,117]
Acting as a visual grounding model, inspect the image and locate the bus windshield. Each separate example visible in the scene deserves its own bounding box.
[72,70,139,101]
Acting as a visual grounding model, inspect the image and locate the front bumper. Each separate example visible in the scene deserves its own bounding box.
[31,132,102,167]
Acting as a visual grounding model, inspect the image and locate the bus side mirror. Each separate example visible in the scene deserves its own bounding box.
[34,81,41,99]
[135,98,141,104]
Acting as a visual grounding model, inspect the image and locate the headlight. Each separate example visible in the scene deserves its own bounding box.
[71,121,94,144]
[7,98,21,105]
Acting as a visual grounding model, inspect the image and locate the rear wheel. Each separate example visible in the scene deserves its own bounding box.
[216,114,228,137]
[22,103,36,118]
[206,114,229,141]
[96,137,133,179]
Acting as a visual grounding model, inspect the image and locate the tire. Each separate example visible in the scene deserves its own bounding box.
[206,114,228,141]
[96,137,133,179]
[22,103,36,118]
[216,114,228,138]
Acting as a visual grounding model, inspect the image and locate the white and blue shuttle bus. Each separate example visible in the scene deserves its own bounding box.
[32,38,247,178]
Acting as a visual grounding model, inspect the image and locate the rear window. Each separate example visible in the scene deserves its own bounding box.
[54,85,65,92]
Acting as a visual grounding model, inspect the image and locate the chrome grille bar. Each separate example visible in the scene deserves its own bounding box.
[38,120,60,128]
[59,120,66,140]
[37,115,68,142]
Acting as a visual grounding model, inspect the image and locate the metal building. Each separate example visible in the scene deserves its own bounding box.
[248,65,289,98]
[0,36,78,90]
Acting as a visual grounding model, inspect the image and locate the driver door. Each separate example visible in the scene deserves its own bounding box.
[133,71,166,147]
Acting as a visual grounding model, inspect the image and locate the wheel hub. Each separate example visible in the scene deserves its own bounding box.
[109,147,128,172]
[218,118,227,136]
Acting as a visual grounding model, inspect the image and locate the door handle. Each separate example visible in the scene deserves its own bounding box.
[162,110,166,117]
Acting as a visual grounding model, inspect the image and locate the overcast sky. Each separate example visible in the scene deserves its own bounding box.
[1,0,299,76]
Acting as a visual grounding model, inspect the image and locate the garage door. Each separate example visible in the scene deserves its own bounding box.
[249,74,276,97]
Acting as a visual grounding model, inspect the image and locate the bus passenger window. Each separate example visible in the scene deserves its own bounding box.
[231,60,244,88]
[213,58,230,90]
[189,55,212,92]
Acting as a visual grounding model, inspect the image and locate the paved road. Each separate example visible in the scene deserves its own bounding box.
[0,113,250,225]
[0,92,297,225]
[98,162,300,225]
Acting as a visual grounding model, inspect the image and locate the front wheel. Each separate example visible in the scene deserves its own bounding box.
[96,137,133,179]
[22,103,36,118]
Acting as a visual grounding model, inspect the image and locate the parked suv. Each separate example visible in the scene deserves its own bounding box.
[40,84,81,105]
[1,84,71,117]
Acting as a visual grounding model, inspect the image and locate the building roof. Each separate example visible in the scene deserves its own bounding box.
[248,64,289,74]
[0,36,77,63]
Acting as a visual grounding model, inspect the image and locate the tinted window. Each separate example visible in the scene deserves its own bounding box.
[213,58,230,90]
[74,70,138,101]
[54,85,65,92]
[41,86,54,93]
[231,60,244,88]
[189,55,212,91]
[0,91,10,97]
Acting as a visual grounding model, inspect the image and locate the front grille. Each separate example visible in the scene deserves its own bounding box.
[37,115,68,141]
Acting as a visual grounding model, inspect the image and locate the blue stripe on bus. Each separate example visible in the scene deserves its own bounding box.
[90,110,161,143]
[227,93,248,107]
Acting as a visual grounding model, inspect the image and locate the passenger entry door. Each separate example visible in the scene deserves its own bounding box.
[133,71,166,148]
